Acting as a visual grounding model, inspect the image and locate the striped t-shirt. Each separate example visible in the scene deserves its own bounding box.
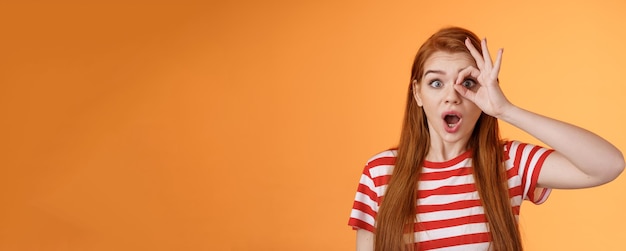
[348,141,554,250]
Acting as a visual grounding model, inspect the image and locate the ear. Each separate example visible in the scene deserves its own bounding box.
[412,80,423,107]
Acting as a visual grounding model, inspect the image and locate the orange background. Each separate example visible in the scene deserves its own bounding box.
[1,1,625,250]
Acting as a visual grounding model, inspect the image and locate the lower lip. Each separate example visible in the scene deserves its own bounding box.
[444,120,461,133]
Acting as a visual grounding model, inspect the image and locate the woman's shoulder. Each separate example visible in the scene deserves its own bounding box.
[361,148,397,178]
[365,148,397,165]
[502,140,554,165]
[502,140,550,152]
[502,140,530,153]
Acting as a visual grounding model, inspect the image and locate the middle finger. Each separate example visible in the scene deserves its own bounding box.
[465,37,484,69]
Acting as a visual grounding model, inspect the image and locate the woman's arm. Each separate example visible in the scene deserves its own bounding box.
[456,38,624,189]
[498,105,624,188]
[356,229,374,251]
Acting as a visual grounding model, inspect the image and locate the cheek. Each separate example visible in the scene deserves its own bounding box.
[466,104,483,123]
[467,102,481,114]
[419,104,438,123]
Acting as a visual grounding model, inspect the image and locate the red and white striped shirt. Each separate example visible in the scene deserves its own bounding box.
[348,141,554,250]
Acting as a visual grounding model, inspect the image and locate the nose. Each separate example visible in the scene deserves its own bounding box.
[444,83,461,104]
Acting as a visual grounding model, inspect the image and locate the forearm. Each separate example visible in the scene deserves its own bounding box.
[497,105,624,180]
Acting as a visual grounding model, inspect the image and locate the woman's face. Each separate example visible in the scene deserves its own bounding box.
[414,51,482,147]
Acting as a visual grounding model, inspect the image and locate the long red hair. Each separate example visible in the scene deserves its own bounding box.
[374,27,522,251]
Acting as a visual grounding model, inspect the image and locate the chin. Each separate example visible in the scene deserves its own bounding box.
[439,130,472,144]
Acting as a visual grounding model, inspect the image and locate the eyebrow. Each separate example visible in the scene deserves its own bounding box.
[423,68,467,78]
[423,70,445,77]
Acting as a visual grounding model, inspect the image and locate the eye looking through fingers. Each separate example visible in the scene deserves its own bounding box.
[461,79,477,89]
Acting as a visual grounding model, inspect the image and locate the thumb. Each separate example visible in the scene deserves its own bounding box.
[454,84,475,101]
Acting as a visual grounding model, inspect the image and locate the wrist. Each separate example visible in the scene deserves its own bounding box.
[494,102,517,121]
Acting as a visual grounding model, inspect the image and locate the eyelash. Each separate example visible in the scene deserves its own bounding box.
[428,79,477,88]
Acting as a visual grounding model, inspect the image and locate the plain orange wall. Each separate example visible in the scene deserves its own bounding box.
[1,1,625,250]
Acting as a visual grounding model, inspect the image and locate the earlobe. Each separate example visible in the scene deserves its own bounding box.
[412,80,423,107]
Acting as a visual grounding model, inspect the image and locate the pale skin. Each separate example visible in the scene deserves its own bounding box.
[355,38,625,250]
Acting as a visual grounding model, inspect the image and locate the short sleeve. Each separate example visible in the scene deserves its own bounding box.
[347,150,396,232]
[506,141,555,204]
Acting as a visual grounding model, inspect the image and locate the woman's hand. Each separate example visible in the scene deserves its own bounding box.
[454,38,512,118]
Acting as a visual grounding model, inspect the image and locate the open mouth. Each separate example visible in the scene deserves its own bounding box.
[444,114,461,128]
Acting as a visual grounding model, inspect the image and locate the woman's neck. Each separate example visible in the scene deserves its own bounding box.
[426,137,470,162]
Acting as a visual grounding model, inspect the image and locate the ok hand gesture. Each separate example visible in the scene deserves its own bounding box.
[454,38,512,118]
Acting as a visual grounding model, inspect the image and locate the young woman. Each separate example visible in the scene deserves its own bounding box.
[347,27,624,251]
